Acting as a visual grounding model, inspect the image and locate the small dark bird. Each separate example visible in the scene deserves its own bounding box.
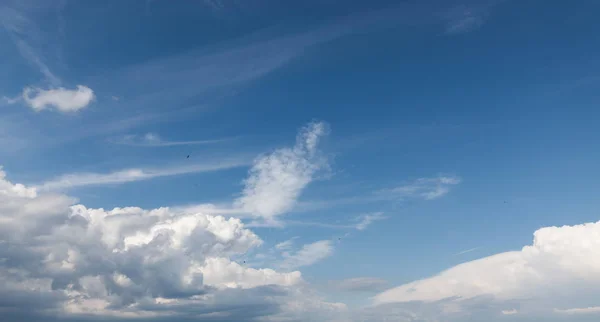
[243,260,246,263]
[186,155,190,159]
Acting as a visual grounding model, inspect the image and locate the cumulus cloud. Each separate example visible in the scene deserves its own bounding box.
[36,158,249,191]
[382,175,461,200]
[0,166,322,320]
[373,219,600,320]
[234,121,329,221]
[22,85,95,113]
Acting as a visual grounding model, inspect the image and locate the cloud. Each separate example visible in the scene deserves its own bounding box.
[441,1,503,35]
[554,307,600,315]
[502,309,518,315]
[0,165,357,321]
[381,175,461,200]
[0,2,63,85]
[22,85,95,113]
[275,237,298,251]
[373,219,600,319]
[280,240,333,270]
[234,121,329,221]
[112,133,236,147]
[355,212,386,230]
[35,158,249,191]
[454,247,482,256]
[329,277,389,293]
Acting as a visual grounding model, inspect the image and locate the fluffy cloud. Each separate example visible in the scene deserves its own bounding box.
[0,167,323,320]
[22,85,95,113]
[234,121,329,221]
[373,219,600,320]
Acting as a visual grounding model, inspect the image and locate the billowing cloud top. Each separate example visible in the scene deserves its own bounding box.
[373,220,600,320]
[0,167,314,320]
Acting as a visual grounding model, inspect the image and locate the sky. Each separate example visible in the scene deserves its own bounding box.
[1,0,600,321]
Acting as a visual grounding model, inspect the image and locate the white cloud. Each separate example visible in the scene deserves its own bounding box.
[373,219,600,319]
[275,237,298,251]
[22,85,95,113]
[280,240,333,270]
[35,158,249,191]
[112,132,236,147]
[382,175,461,200]
[0,166,315,320]
[355,212,386,230]
[454,247,482,256]
[200,257,302,289]
[554,307,600,314]
[234,121,329,221]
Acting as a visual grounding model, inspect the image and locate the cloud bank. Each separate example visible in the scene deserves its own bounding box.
[373,219,600,320]
[0,166,351,321]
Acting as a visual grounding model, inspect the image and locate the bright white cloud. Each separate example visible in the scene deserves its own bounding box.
[0,166,315,320]
[374,219,600,319]
[22,85,95,112]
[234,121,329,221]
[36,158,249,191]
[280,240,333,270]
[383,175,461,200]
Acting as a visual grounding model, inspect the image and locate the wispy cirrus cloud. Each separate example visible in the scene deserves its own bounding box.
[111,133,237,147]
[279,240,333,270]
[380,175,462,200]
[554,307,600,315]
[35,158,250,191]
[234,121,329,222]
[454,246,482,256]
[355,212,387,230]
[329,277,389,293]
[441,0,505,35]
[0,1,64,85]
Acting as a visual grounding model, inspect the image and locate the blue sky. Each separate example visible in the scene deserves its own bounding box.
[1,0,600,321]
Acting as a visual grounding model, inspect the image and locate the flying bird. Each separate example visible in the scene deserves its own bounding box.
[186,155,190,159]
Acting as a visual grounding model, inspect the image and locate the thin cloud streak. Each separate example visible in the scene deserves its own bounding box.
[0,3,62,85]
[112,133,239,147]
[454,247,481,256]
[35,158,250,191]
